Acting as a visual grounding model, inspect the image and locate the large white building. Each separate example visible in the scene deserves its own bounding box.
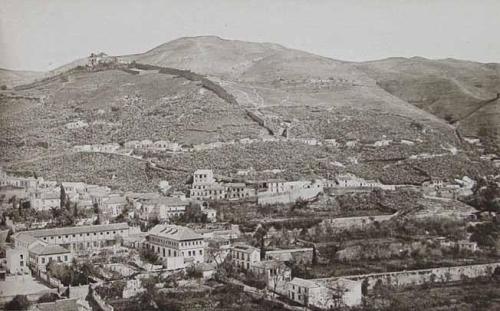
[14,223,131,253]
[190,169,226,200]
[144,225,205,270]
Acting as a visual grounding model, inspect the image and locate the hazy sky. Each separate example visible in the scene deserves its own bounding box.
[1,0,499,71]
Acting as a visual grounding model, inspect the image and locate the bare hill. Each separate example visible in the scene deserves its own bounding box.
[1,37,498,190]
[0,68,45,89]
[356,57,500,150]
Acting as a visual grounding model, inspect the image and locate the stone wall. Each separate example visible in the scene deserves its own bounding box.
[343,262,500,290]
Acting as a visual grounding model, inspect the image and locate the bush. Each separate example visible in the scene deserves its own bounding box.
[5,295,30,310]
[37,293,59,303]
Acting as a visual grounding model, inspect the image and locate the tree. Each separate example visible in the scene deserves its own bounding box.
[5,295,30,310]
[467,178,500,216]
[60,185,67,209]
[37,293,59,303]
[253,225,267,260]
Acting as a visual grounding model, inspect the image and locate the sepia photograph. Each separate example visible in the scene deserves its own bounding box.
[0,0,499,310]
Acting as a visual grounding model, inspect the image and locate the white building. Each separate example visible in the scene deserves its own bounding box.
[190,169,226,200]
[30,191,60,211]
[225,183,256,200]
[29,244,73,272]
[139,197,189,221]
[250,260,291,294]
[14,223,131,253]
[144,224,205,270]
[287,277,362,309]
[229,243,261,270]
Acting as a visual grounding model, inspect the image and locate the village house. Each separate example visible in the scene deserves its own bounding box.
[65,120,89,129]
[250,260,291,295]
[257,179,325,205]
[225,183,256,200]
[152,140,182,152]
[100,194,128,219]
[144,224,205,270]
[0,169,38,190]
[139,197,189,221]
[286,277,362,309]
[334,173,394,190]
[229,243,261,270]
[264,248,314,265]
[61,182,88,194]
[29,190,60,211]
[6,233,46,275]
[201,208,217,222]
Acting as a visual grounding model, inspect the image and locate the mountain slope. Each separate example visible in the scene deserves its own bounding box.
[1,37,497,190]
[0,68,45,89]
[356,57,500,150]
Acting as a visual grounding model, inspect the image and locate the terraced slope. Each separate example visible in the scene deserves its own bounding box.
[356,57,500,150]
[1,37,498,190]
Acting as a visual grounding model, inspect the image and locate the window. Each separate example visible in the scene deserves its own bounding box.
[199,250,203,255]
[20,261,24,266]
[64,255,68,261]
[41,257,45,264]
[57,256,61,261]
[20,254,23,259]
[72,234,76,237]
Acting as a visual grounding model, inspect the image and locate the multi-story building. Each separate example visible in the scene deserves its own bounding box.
[139,197,189,221]
[190,169,226,201]
[29,244,73,272]
[144,225,205,270]
[229,243,261,270]
[14,223,130,253]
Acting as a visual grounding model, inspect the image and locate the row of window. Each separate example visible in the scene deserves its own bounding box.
[148,243,203,257]
[41,230,126,241]
[40,255,69,264]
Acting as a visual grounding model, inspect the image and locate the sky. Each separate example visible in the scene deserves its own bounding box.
[1,0,499,71]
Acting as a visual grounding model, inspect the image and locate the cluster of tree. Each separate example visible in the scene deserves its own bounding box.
[139,246,162,265]
[172,204,208,224]
[465,177,500,216]
[46,260,90,286]
[5,295,30,310]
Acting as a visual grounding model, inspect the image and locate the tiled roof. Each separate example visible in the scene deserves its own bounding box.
[149,224,203,241]
[21,223,129,237]
[30,244,70,256]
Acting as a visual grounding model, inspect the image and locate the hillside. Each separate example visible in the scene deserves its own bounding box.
[356,57,500,150]
[0,68,45,89]
[1,36,498,190]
